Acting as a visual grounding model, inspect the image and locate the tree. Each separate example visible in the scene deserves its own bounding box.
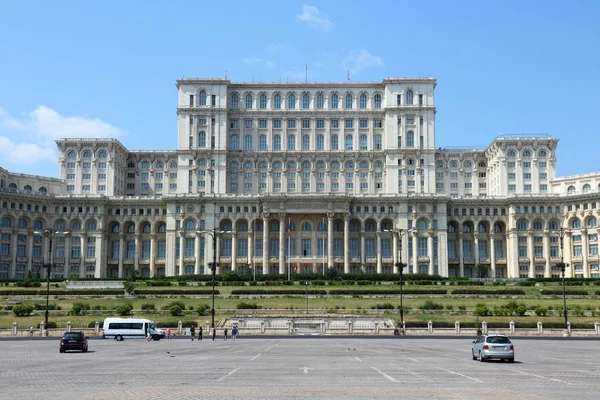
[475,264,488,279]
[123,281,136,295]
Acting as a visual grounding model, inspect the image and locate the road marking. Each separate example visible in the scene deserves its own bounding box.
[515,370,574,385]
[371,366,397,382]
[437,367,484,383]
[354,356,362,362]
[217,368,239,382]
[300,367,312,373]
[251,353,261,361]
[401,355,418,362]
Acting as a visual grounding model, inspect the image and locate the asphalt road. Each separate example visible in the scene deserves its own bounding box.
[1,337,599,399]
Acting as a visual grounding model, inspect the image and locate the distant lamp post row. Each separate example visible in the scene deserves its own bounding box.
[33,229,69,335]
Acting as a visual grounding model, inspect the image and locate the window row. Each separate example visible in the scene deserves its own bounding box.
[65,149,109,160]
[229,92,385,111]
[229,118,384,130]
[228,133,384,152]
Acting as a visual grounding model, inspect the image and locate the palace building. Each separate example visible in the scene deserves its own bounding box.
[1,77,599,280]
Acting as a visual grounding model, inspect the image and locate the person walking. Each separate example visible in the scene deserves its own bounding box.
[29,325,34,337]
[211,326,216,341]
[198,326,203,341]
[190,325,195,341]
[231,326,238,341]
[166,327,172,341]
[223,328,228,341]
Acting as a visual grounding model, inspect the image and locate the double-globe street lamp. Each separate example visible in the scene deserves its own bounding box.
[555,228,570,332]
[385,229,406,335]
[197,229,229,330]
[33,229,69,335]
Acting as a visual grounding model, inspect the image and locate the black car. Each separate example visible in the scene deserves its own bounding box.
[59,332,89,353]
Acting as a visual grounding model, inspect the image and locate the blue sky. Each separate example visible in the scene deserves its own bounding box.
[0,0,598,178]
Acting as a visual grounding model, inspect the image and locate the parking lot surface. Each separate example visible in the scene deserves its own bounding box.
[1,337,599,399]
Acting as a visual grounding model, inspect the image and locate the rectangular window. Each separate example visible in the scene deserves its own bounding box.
[287,120,296,129]
[374,119,383,128]
[345,119,353,128]
[273,119,282,128]
[359,119,368,128]
[316,119,325,128]
[331,119,339,128]
[301,119,310,129]
[259,119,267,129]
[244,119,252,128]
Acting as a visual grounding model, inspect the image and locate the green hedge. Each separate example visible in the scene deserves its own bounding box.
[451,289,526,295]
[230,289,327,295]
[540,289,589,296]
[0,289,123,296]
[134,289,219,295]
[328,289,447,295]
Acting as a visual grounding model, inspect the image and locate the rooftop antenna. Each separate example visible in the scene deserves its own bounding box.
[225,71,228,79]
[347,70,350,81]
[305,64,308,83]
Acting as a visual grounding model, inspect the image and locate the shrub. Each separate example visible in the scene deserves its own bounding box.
[236,302,260,309]
[69,302,90,316]
[419,300,443,310]
[162,301,186,311]
[540,289,588,296]
[141,303,156,312]
[534,307,548,316]
[169,305,183,316]
[39,321,57,329]
[115,304,133,316]
[124,281,136,294]
[12,303,35,316]
[196,303,210,316]
[146,280,171,287]
[473,303,490,316]
[375,303,395,310]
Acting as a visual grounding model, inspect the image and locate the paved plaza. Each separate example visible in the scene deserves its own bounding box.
[0,336,599,399]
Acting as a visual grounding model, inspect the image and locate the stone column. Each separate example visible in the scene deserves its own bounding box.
[248,231,254,267]
[278,215,285,274]
[412,230,418,274]
[376,232,382,273]
[490,233,496,278]
[149,233,156,278]
[194,232,201,275]
[392,232,398,273]
[178,231,185,276]
[134,233,140,272]
[543,230,551,278]
[231,232,238,271]
[327,213,334,269]
[582,229,589,278]
[427,232,434,275]
[118,233,124,278]
[458,233,464,277]
[528,231,535,278]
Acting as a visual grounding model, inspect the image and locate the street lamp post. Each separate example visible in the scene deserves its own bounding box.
[385,228,406,335]
[556,228,570,332]
[305,281,309,314]
[34,229,68,335]
[198,229,218,330]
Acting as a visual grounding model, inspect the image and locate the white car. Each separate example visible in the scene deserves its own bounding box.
[472,334,515,363]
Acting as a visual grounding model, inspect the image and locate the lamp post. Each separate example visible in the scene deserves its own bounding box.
[34,229,68,335]
[305,281,309,314]
[198,229,218,330]
[385,228,406,335]
[556,228,570,331]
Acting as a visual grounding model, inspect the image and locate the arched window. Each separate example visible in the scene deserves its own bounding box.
[198,131,206,148]
[405,90,414,105]
[522,150,532,158]
[230,161,239,170]
[142,224,151,233]
[231,93,239,110]
[587,217,597,228]
[567,185,576,194]
[185,220,196,231]
[345,134,353,150]
[572,219,581,229]
[533,221,543,231]
[155,161,164,169]
[259,134,267,150]
[287,134,296,151]
[517,220,528,230]
[418,220,428,230]
[245,93,253,109]
[373,93,382,109]
[258,161,267,169]
[272,161,282,169]
[301,161,311,169]
[170,162,177,169]
[494,223,503,233]
[330,93,339,109]
[221,221,233,232]
[71,220,81,231]
[345,93,353,109]
[127,224,135,233]
[244,135,253,151]
[158,223,166,233]
[230,135,239,151]
[1,217,11,228]
[287,161,297,169]
[273,135,281,151]
[360,134,367,150]
[463,224,472,233]
[82,150,92,159]
[507,150,516,158]
[199,90,207,106]
[24,185,32,192]
[141,161,150,169]
[316,93,324,109]
[406,131,415,147]
[538,150,547,158]
[583,184,591,193]
[8,183,17,190]
[330,161,340,169]
[86,220,97,231]
[269,220,280,232]
[302,222,312,231]
[375,134,382,150]
[67,151,77,159]
[478,223,487,233]
[18,218,27,229]
[345,161,354,169]
[97,150,108,159]
[39,187,47,193]
[302,93,310,109]
[34,219,43,230]
[331,135,339,150]
[302,134,310,151]
[273,93,281,109]
[365,221,376,231]
[244,161,253,170]
[238,221,248,231]
[359,93,367,109]
[448,224,456,233]
[316,134,324,150]
[55,220,67,231]
[259,93,267,109]
[359,160,368,169]
[287,94,296,109]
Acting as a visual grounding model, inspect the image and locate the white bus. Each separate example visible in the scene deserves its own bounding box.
[102,318,165,341]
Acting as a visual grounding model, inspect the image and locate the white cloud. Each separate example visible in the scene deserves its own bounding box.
[0,105,127,170]
[342,49,384,74]
[266,43,284,52]
[296,4,333,32]
[0,136,56,165]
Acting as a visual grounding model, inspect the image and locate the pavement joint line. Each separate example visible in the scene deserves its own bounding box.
[354,356,362,362]
[401,355,419,362]
[217,367,240,382]
[515,370,575,385]
[250,353,261,361]
[436,367,484,383]
[370,366,397,382]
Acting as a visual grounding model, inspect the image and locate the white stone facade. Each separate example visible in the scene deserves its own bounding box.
[0,77,599,280]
